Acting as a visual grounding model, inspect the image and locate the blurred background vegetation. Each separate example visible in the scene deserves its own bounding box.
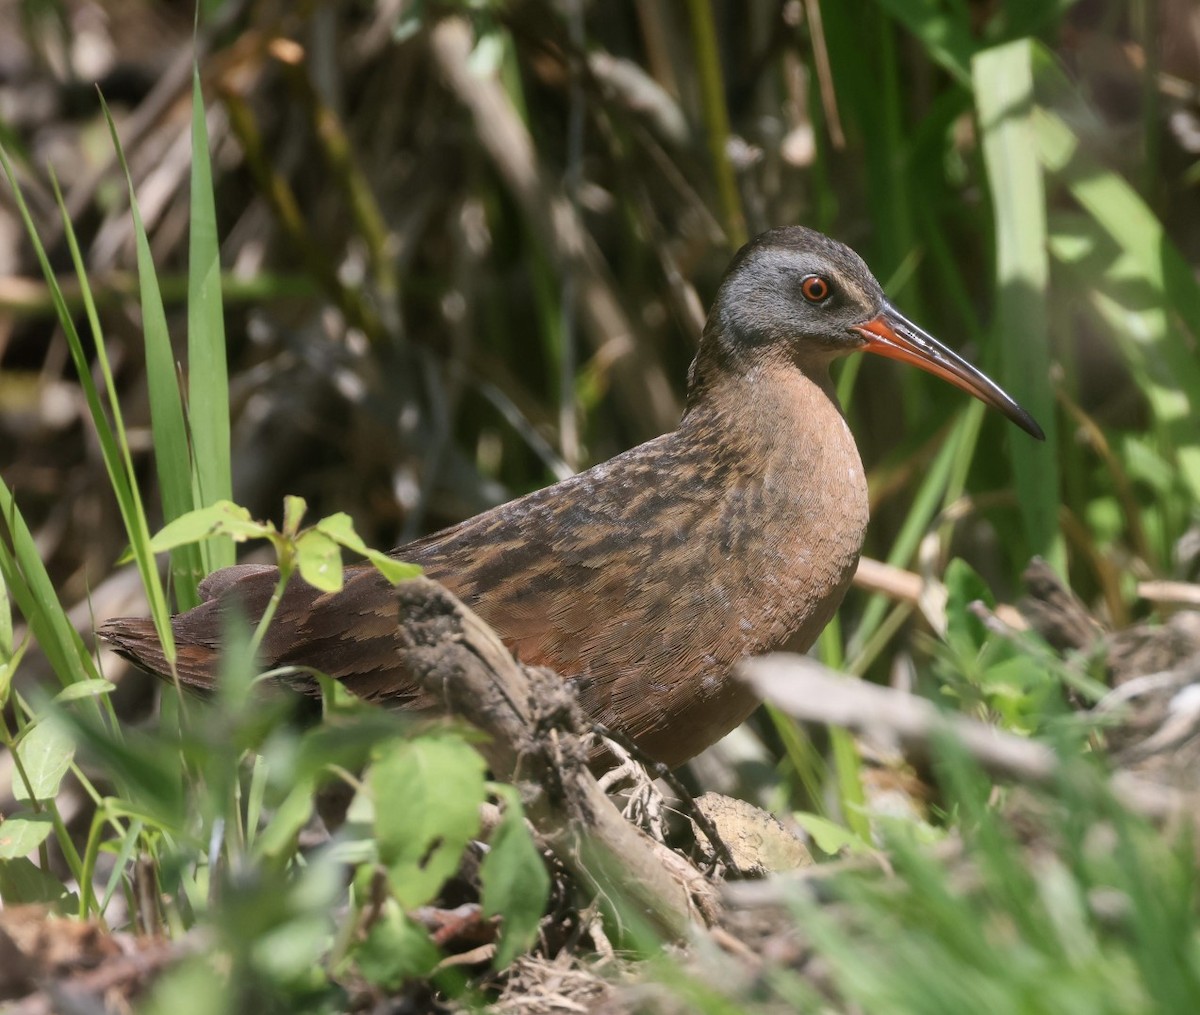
[1,0,1199,1010]
[3,0,1198,658]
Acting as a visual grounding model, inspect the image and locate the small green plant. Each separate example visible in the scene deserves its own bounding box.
[145,496,418,655]
[0,58,552,1009]
[930,558,1108,736]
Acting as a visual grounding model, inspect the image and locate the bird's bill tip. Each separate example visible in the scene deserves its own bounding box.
[853,309,1046,441]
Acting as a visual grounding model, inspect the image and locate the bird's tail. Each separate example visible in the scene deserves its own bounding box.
[100,615,219,691]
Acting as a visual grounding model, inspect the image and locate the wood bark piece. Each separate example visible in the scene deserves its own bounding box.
[393,577,718,941]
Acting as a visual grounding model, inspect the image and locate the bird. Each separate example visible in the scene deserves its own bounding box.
[102,227,1044,769]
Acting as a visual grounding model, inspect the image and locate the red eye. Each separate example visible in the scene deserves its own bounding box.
[801,275,831,303]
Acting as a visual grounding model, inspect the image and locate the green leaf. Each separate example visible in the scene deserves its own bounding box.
[315,513,421,584]
[370,734,486,909]
[53,680,116,704]
[353,902,440,988]
[1037,102,1200,507]
[140,957,233,1015]
[314,512,367,553]
[12,720,74,801]
[0,812,55,858]
[480,786,548,967]
[148,501,270,553]
[282,495,308,537]
[0,857,74,906]
[296,530,344,593]
[254,778,316,860]
[874,0,975,84]
[791,812,871,857]
[942,557,992,658]
[363,550,423,585]
[61,717,186,832]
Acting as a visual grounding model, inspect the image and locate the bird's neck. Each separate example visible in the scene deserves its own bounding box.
[678,353,870,646]
[682,350,849,467]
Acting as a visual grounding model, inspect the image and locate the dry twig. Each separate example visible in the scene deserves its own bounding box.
[738,653,1193,827]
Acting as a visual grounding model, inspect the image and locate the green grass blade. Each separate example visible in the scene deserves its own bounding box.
[1035,105,1200,506]
[821,2,918,359]
[846,425,963,665]
[686,0,746,249]
[101,97,204,611]
[0,144,174,668]
[872,0,974,84]
[973,40,1063,570]
[0,489,97,691]
[0,541,11,666]
[187,65,234,572]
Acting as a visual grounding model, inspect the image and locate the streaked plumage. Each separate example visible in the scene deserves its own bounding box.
[102,227,1041,768]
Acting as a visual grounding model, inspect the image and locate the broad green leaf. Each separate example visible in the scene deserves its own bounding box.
[791,812,871,857]
[353,902,440,988]
[296,530,344,593]
[12,720,75,801]
[480,786,549,967]
[942,557,992,658]
[370,734,486,909]
[250,862,342,983]
[62,718,186,833]
[148,501,269,553]
[0,857,74,906]
[0,812,55,858]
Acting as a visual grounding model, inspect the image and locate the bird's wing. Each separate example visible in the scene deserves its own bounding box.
[103,429,765,752]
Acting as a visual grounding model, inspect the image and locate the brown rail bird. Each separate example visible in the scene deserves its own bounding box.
[102,227,1043,768]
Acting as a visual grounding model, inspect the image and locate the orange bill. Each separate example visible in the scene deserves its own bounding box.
[854,304,1045,440]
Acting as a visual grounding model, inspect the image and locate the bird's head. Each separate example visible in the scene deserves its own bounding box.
[694,226,1044,440]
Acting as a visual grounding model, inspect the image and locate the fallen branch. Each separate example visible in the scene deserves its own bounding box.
[738,653,1192,827]
[394,578,718,942]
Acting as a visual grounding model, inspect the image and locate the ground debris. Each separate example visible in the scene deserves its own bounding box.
[0,905,196,1014]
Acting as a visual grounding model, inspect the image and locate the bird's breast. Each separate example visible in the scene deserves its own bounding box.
[570,373,870,765]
